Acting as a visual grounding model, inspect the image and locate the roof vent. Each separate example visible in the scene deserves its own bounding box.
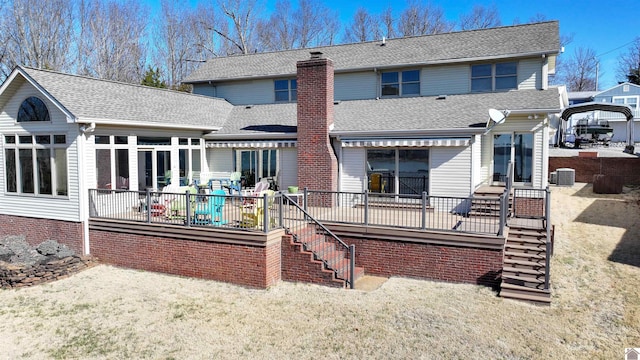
[381,37,386,46]
[436,95,447,100]
[333,101,341,105]
[245,105,253,109]
[310,51,324,59]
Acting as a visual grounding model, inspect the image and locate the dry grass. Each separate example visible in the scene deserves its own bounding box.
[1,183,639,359]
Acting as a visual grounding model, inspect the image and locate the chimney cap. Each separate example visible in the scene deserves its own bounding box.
[309,51,324,59]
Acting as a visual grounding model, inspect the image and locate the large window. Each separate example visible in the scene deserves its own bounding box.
[613,96,638,111]
[4,134,67,196]
[274,79,297,102]
[366,148,429,195]
[381,70,420,97]
[471,62,517,92]
[95,135,129,190]
[17,97,50,122]
[236,149,278,187]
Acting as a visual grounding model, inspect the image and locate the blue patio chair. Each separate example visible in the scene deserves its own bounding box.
[194,189,228,225]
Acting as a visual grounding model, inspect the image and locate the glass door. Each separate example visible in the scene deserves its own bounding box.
[514,133,533,183]
[137,149,171,190]
[493,134,512,183]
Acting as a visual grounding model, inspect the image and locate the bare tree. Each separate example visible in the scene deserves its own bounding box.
[154,0,217,88]
[560,47,598,91]
[617,37,640,85]
[343,7,380,43]
[257,0,338,51]
[397,1,453,37]
[77,0,148,83]
[213,0,263,55]
[459,4,501,30]
[379,6,396,39]
[1,0,74,78]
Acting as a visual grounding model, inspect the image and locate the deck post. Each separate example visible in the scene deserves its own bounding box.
[498,192,506,236]
[263,193,269,233]
[185,190,191,227]
[363,191,369,226]
[146,188,151,224]
[303,187,308,212]
[349,244,355,289]
[544,186,551,290]
[278,192,284,228]
[421,191,427,230]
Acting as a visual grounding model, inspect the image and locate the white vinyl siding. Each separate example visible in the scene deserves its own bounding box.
[334,72,377,101]
[279,148,297,189]
[423,65,469,96]
[0,81,81,221]
[340,147,366,193]
[471,135,482,189]
[533,129,543,187]
[207,148,234,173]
[430,146,471,198]
[214,79,274,105]
[518,58,541,90]
[480,133,492,185]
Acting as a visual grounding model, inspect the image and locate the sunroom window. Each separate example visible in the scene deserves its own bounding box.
[4,134,68,196]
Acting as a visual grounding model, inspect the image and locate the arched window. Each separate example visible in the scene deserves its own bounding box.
[17,96,50,122]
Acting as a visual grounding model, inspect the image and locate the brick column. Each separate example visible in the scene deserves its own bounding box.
[296,52,338,205]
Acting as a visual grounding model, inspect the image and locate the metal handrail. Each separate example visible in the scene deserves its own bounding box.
[281,192,355,289]
[544,186,551,290]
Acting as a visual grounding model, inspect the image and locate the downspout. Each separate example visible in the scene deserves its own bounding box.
[76,125,90,255]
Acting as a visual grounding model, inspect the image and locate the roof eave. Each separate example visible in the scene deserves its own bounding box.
[331,128,485,138]
[77,117,222,132]
[203,132,298,140]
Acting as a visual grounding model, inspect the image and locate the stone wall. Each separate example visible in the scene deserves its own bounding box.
[0,256,96,289]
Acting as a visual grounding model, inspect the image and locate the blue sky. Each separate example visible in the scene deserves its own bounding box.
[149,0,638,90]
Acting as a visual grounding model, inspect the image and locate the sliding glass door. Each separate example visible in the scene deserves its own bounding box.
[492,133,533,184]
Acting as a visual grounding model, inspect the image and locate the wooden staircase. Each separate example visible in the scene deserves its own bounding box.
[288,225,364,288]
[470,186,512,217]
[500,219,552,304]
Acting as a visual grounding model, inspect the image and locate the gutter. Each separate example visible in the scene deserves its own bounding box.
[75,117,222,132]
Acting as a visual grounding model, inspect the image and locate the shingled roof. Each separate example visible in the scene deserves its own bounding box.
[209,88,564,138]
[185,21,559,83]
[17,67,233,130]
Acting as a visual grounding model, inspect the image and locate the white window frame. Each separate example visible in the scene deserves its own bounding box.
[381,70,421,97]
[274,79,297,102]
[612,95,639,110]
[94,135,131,190]
[235,149,279,187]
[471,62,518,92]
[3,133,68,197]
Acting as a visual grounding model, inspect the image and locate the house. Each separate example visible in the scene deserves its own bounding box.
[0,21,564,300]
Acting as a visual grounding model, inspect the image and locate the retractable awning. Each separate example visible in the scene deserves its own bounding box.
[340,138,470,148]
[206,140,297,148]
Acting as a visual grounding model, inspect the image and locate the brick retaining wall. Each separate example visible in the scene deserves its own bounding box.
[549,157,640,184]
[0,215,84,254]
[342,237,503,287]
[281,235,344,287]
[89,229,282,288]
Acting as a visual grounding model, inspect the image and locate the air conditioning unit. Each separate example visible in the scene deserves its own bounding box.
[556,168,575,186]
[549,172,557,184]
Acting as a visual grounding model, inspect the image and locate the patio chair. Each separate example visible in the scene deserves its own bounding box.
[165,185,197,219]
[240,189,275,229]
[193,190,228,226]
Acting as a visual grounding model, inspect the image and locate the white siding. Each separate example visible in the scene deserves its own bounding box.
[518,58,541,90]
[340,147,366,193]
[0,81,81,222]
[480,133,492,185]
[423,64,469,96]
[533,129,543,187]
[430,146,471,197]
[215,79,274,105]
[208,148,234,172]
[335,72,377,100]
[471,135,482,189]
[279,148,297,189]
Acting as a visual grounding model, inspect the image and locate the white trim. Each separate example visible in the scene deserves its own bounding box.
[341,138,470,148]
[206,140,297,148]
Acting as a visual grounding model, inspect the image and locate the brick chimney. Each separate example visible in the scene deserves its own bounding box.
[296,52,338,199]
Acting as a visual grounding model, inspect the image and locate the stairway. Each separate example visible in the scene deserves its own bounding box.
[500,220,551,304]
[287,224,364,288]
[470,186,511,217]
